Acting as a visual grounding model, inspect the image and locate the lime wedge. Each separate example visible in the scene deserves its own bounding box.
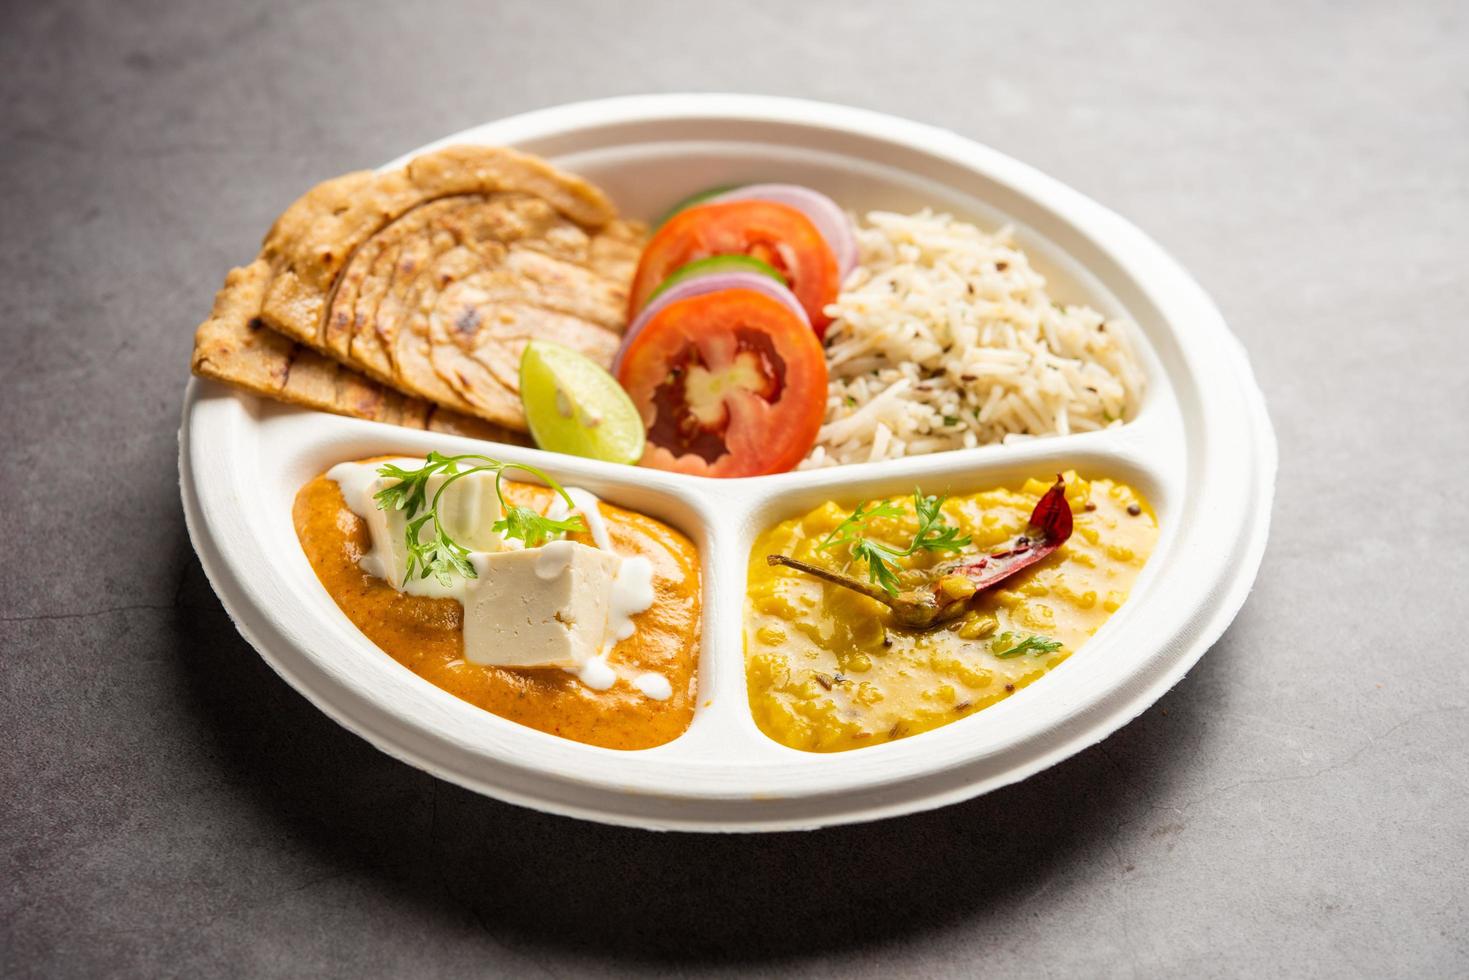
[519,341,645,464]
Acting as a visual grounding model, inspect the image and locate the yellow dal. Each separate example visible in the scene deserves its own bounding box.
[744,473,1158,752]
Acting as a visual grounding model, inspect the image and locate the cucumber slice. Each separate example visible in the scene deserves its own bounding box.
[647,255,787,304]
[653,184,740,227]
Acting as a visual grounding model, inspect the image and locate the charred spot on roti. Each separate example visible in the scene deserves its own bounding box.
[454,305,482,335]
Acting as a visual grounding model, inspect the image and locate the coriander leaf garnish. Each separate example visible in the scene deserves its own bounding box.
[819,498,905,551]
[910,490,972,554]
[493,506,585,550]
[817,489,971,595]
[993,632,1064,659]
[373,452,586,587]
[409,516,476,587]
[850,537,905,594]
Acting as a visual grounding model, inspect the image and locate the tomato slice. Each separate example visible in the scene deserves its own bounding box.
[628,200,840,337]
[615,289,827,477]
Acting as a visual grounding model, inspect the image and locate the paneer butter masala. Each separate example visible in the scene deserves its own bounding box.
[294,454,700,750]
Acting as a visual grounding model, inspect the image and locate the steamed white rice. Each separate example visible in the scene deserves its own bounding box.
[801,210,1145,468]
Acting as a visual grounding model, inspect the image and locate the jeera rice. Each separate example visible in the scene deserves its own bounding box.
[802,210,1145,468]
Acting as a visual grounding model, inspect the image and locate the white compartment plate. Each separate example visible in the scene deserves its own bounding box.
[179,95,1275,831]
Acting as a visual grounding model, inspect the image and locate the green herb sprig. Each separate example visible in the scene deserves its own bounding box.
[373,452,585,587]
[817,489,972,595]
[993,632,1064,659]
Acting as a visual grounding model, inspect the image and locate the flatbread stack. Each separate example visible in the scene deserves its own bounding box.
[191,145,647,441]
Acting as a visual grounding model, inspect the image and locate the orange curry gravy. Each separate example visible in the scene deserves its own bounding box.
[293,474,701,749]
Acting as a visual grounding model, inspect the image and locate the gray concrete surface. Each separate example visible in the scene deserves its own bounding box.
[3,1,1466,976]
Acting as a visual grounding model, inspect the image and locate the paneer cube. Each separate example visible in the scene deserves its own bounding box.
[461,540,620,669]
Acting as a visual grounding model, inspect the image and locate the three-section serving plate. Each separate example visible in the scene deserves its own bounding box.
[179,95,1275,831]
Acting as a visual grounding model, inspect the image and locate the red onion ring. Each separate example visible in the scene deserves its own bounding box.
[612,272,810,374]
[708,184,859,278]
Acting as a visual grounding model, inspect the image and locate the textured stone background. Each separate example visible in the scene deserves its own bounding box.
[3,1,1466,976]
